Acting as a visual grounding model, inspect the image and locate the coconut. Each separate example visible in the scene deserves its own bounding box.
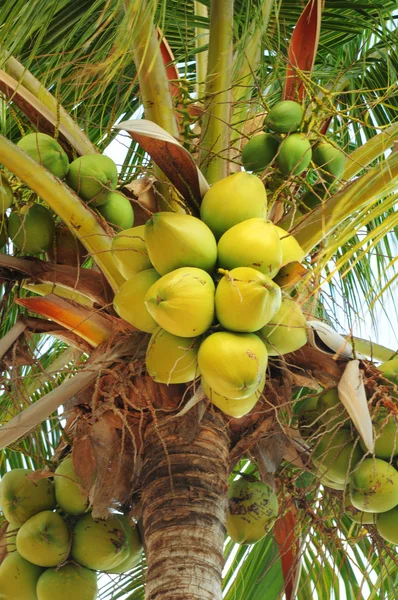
[259,297,307,356]
[17,133,69,179]
[378,358,398,388]
[300,184,330,212]
[202,374,265,418]
[345,496,375,525]
[114,268,161,333]
[0,221,7,247]
[71,513,129,571]
[318,473,346,491]
[198,331,268,400]
[226,478,278,544]
[217,218,283,279]
[376,505,398,544]
[66,154,118,206]
[318,388,350,429]
[215,267,281,332]
[46,224,86,266]
[277,133,312,176]
[349,457,398,513]
[0,468,56,527]
[359,409,398,459]
[16,510,70,567]
[104,515,143,574]
[8,203,55,255]
[0,551,43,600]
[241,133,280,172]
[312,141,345,183]
[312,429,363,484]
[146,328,200,384]
[200,172,267,239]
[0,172,14,214]
[145,267,215,337]
[274,226,305,266]
[264,100,303,134]
[54,457,90,516]
[144,212,217,275]
[97,191,134,230]
[111,224,152,279]
[36,564,98,600]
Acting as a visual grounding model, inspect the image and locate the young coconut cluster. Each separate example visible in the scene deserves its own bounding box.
[112,171,308,419]
[0,458,143,600]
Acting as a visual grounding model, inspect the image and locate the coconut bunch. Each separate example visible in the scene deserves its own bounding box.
[112,171,308,419]
[0,458,143,600]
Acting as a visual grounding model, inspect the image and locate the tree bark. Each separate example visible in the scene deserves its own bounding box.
[142,412,230,600]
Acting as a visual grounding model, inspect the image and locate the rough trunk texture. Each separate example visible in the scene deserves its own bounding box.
[142,412,230,600]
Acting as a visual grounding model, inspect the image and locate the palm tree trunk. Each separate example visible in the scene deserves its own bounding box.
[142,411,230,600]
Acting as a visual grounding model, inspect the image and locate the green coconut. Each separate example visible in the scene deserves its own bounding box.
[97,191,134,230]
[300,184,330,212]
[318,388,350,429]
[259,297,307,356]
[66,154,118,206]
[215,267,281,332]
[378,358,398,387]
[146,328,200,384]
[241,133,280,172]
[71,513,129,571]
[200,172,267,239]
[17,133,69,179]
[312,429,363,484]
[264,100,303,134]
[145,267,215,337]
[202,374,265,418]
[312,141,345,183]
[277,133,312,176]
[144,212,217,275]
[345,496,376,525]
[16,510,70,567]
[319,473,346,491]
[349,457,398,513]
[198,331,268,400]
[8,203,55,255]
[0,468,56,527]
[5,522,18,552]
[0,551,43,600]
[113,268,161,333]
[376,505,398,544]
[359,409,398,459]
[105,515,143,574]
[226,478,278,544]
[217,218,283,279]
[54,457,90,516]
[0,173,14,215]
[36,564,98,600]
[111,225,152,279]
[0,221,7,247]
[274,226,305,266]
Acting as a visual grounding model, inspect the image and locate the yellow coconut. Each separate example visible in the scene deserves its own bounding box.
[66,154,118,206]
[200,172,267,239]
[312,429,363,484]
[105,515,143,574]
[54,456,90,516]
[145,212,217,275]
[215,267,281,332]
[0,468,56,527]
[349,458,398,513]
[0,551,43,600]
[217,218,283,279]
[111,224,152,279]
[0,172,14,215]
[145,267,215,337]
[274,226,305,266]
[17,133,69,179]
[198,331,268,399]
[113,268,161,333]
[36,564,98,600]
[16,510,70,567]
[97,191,134,230]
[202,374,265,418]
[259,297,307,356]
[146,328,200,384]
[376,505,398,544]
[8,203,55,255]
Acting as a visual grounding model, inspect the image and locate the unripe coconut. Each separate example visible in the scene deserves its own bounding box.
[8,203,55,255]
[0,551,43,600]
[376,505,398,544]
[277,133,312,176]
[0,221,7,247]
[274,226,305,266]
[215,267,281,332]
[105,515,143,574]
[312,141,345,183]
[36,563,98,600]
[16,510,70,567]
[71,513,129,571]
[145,267,215,337]
[5,522,18,552]
[241,133,280,172]
[97,191,134,230]
[259,297,307,356]
[146,328,200,384]
[17,133,69,179]
[378,357,398,388]
[111,224,152,279]
[217,218,283,279]
[54,457,89,516]
[198,331,268,400]
[345,496,375,525]
[312,429,363,484]
[0,468,56,527]
[227,478,278,544]
[264,100,303,134]
[359,409,398,459]
[202,374,265,418]
[66,154,118,206]
[0,173,14,214]
[319,473,346,491]
[144,212,217,275]
[318,388,350,429]
[114,268,161,333]
[349,458,398,513]
[47,225,86,266]
[200,172,267,239]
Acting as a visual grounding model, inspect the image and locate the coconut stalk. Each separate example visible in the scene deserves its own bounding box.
[194,1,209,100]
[199,0,234,183]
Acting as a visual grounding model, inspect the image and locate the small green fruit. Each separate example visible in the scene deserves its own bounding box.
[0,552,43,600]
[376,505,398,544]
[66,154,118,206]
[36,564,98,600]
[146,328,200,384]
[241,133,280,172]
[0,468,56,527]
[312,141,345,183]
[16,510,70,567]
[8,203,55,255]
[259,297,307,356]
[17,133,69,179]
[202,374,265,418]
[278,133,312,176]
[359,409,398,459]
[97,191,134,230]
[54,457,89,516]
[114,268,161,333]
[111,225,152,279]
[264,100,303,134]
[105,515,143,573]
[349,458,398,513]
[0,173,14,214]
[312,429,363,484]
[318,388,350,429]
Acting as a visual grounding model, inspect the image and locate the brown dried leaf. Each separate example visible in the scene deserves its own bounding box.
[274,504,303,600]
[123,176,157,225]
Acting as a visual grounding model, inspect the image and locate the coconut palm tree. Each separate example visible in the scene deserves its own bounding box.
[0,1,397,599]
